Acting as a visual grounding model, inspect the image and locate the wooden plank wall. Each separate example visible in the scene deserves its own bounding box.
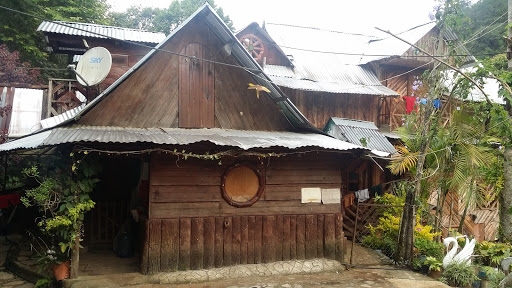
[141,153,349,273]
[87,39,152,91]
[141,214,343,273]
[149,154,344,218]
[283,87,379,129]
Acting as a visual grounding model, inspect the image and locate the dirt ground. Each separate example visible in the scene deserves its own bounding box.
[64,244,448,288]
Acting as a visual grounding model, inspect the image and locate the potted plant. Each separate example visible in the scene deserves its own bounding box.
[21,153,100,279]
[424,256,442,279]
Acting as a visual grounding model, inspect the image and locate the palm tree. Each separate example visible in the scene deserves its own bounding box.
[390,105,498,234]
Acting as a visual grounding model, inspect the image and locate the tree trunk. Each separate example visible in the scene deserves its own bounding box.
[458,200,470,234]
[501,148,512,241]
[395,185,416,264]
[503,0,512,241]
[70,228,80,279]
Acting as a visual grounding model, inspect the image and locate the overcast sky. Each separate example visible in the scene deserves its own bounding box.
[106,0,448,36]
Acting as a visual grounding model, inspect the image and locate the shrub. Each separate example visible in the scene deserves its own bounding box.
[362,213,442,259]
[479,265,505,287]
[441,263,478,287]
[475,241,511,267]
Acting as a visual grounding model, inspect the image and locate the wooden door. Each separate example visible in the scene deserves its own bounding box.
[179,43,215,128]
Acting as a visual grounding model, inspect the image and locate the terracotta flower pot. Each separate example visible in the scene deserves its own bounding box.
[429,269,442,279]
[52,260,70,281]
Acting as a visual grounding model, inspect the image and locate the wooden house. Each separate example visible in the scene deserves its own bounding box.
[0,4,387,274]
[36,21,166,118]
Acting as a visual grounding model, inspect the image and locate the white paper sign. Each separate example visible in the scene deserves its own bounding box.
[322,188,341,204]
[301,187,321,203]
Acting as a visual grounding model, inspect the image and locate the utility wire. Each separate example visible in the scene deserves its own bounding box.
[459,11,507,48]
[264,22,380,38]
[0,4,505,96]
[0,5,262,73]
[373,116,512,161]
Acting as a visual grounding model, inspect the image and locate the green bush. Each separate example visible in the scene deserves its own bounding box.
[362,213,443,259]
[440,263,478,287]
[479,265,505,287]
[475,241,511,267]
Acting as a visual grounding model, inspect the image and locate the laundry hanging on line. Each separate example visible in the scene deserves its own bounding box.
[355,188,369,202]
[404,97,441,114]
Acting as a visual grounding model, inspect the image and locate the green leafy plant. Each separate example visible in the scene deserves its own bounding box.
[475,241,511,267]
[362,213,443,260]
[478,265,505,287]
[424,256,442,272]
[21,153,100,260]
[440,263,478,287]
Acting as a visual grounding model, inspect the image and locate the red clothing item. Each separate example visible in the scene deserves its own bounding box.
[0,193,21,209]
[404,96,417,114]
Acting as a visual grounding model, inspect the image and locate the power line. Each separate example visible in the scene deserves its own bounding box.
[264,22,380,38]
[0,5,262,74]
[372,116,512,161]
[459,11,507,48]
[0,4,503,97]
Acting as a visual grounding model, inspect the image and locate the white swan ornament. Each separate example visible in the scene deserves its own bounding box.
[442,235,476,269]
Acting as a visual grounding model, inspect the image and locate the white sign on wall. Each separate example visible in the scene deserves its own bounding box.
[301,187,321,203]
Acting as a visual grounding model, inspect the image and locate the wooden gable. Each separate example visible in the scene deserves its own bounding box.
[236,23,292,67]
[78,17,292,131]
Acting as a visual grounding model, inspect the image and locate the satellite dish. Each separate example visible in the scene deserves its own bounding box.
[75,47,112,86]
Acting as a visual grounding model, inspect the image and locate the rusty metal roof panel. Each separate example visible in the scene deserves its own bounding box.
[37,21,166,43]
[325,118,397,154]
[0,126,366,152]
[266,65,398,96]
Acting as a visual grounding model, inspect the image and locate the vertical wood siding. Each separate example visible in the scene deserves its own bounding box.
[283,87,379,129]
[179,43,215,128]
[141,214,344,274]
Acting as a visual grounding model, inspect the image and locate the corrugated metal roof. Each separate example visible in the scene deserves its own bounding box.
[444,66,505,104]
[0,126,365,153]
[265,65,398,96]
[37,21,166,44]
[264,22,474,67]
[360,22,437,64]
[263,23,373,65]
[39,105,86,129]
[260,23,399,96]
[324,118,397,155]
[270,75,397,96]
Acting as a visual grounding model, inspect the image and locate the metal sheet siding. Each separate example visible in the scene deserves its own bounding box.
[0,127,364,152]
[37,21,166,43]
[326,118,397,154]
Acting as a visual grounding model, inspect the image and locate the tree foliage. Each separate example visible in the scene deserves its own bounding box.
[0,0,109,76]
[0,44,40,84]
[109,0,234,34]
[463,0,507,58]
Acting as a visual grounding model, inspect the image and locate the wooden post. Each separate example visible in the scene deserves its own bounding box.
[70,227,80,279]
[47,80,53,118]
[350,202,359,265]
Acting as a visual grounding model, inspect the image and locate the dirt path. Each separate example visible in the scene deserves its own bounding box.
[118,268,448,288]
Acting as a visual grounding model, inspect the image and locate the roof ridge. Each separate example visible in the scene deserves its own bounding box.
[49,20,165,34]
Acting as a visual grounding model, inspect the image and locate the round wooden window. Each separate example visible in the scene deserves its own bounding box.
[221,163,264,207]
